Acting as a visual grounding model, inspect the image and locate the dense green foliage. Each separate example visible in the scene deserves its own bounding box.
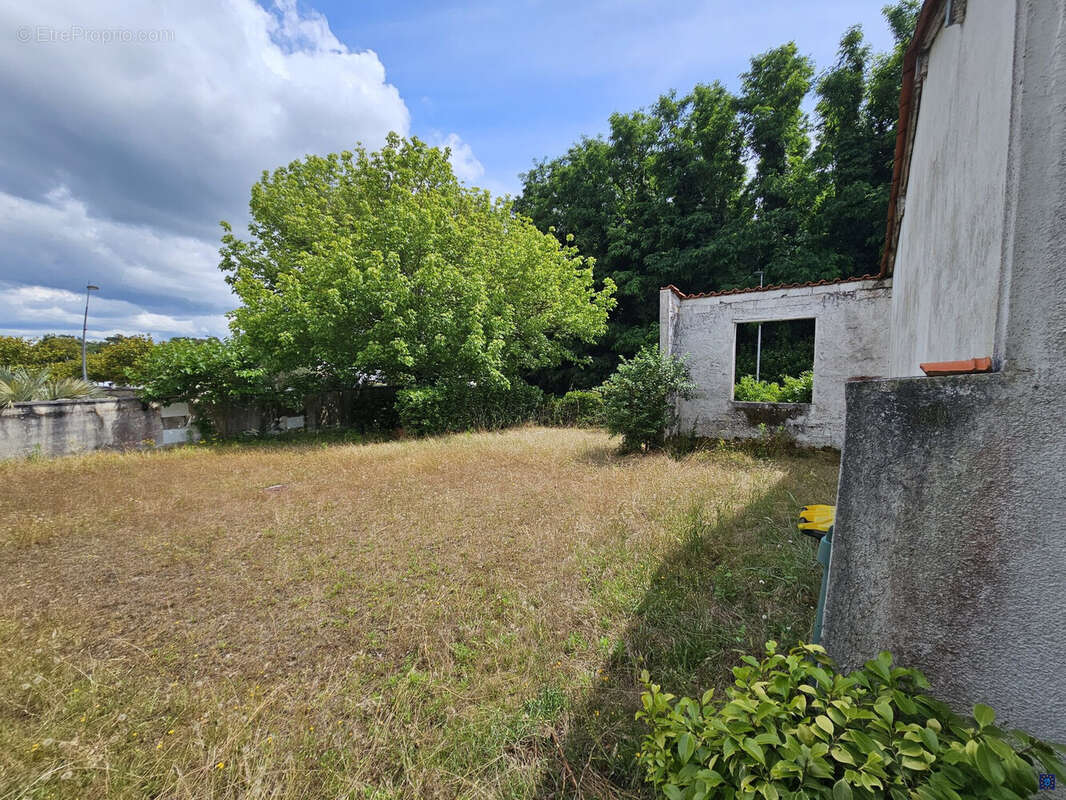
[600,346,696,451]
[637,642,1066,800]
[0,334,155,384]
[540,388,605,427]
[395,380,544,435]
[734,372,814,404]
[0,366,103,407]
[131,338,276,408]
[221,135,615,406]
[84,335,155,383]
[734,320,816,387]
[517,2,920,389]
[129,337,299,435]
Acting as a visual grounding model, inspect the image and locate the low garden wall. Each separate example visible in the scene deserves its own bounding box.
[0,386,401,460]
[0,397,163,459]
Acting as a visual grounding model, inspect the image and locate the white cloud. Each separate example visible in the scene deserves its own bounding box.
[0,187,233,312]
[0,283,228,340]
[0,0,414,338]
[438,133,486,184]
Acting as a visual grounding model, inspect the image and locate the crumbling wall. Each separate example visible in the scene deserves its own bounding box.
[660,278,892,448]
[0,397,162,459]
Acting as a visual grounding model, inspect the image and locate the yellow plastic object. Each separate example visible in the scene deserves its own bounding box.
[798,504,836,533]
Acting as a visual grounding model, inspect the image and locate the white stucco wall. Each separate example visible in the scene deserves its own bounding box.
[661,279,892,448]
[889,0,1018,376]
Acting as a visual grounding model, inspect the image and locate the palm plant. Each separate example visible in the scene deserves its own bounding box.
[0,366,102,408]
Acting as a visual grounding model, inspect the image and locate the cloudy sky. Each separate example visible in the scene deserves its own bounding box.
[0,0,897,341]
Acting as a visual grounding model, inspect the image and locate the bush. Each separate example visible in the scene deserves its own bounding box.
[734,371,813,404]
[396,380,544,435]
[541,389,604,427]
[636,642,1065,800]
[130,337,300,437]
[600,347,696,452]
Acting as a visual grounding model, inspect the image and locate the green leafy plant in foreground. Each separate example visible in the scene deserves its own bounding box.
[637,642,1065,800]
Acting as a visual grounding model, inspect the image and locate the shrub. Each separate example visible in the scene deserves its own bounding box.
[541,389,604,427]
[396,380,543,435]
[780,371,814,404]
[636,642,1065,800]
[600,346,696,452]
[734,371,813,404]
[130,337,300,437]
[0,366,102,407]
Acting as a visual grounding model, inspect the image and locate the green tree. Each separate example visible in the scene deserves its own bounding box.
[810,26,878,275]
[808,2,921,276]
[517,84,747,390]
[27,335,82,366]
[733,42,822,285]
[866,0,923,230]
[0,336,32,366]
[222,135,615,396]
[86,335,155,384]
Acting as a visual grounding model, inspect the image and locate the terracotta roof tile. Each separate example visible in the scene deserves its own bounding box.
[663,274,883,300]
[920,357,994,376]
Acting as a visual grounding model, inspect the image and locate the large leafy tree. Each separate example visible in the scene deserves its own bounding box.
[221,135,615,392]
[808,2,921,277]
[87,334,155,384]
[517,84,747,390]
[733,42,821,285]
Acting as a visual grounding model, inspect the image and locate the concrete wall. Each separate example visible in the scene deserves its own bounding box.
[822,374,1066,742]
[889,0,1018,376]
[661,279,892,448]
[0,397,162,459]
[825,0,1066,741]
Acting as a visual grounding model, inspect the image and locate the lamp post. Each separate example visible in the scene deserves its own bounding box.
[81,283,99,382]
[754,271,764,382]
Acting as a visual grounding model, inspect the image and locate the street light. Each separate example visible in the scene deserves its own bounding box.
[754,271,764,382]
[81,283,99,382]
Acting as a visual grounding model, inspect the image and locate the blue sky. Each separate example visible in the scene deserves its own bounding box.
[0,0,900,340]
[330,0,900,197]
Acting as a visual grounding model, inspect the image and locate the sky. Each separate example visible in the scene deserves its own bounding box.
[0,0,900,341]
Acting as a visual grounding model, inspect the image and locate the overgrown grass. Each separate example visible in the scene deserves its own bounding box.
[0,427,838,799]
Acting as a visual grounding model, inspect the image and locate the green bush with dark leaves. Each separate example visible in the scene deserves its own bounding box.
[600,346,696,452]
[396,380,543,435]
[540,388,604,427]
[636,642,1065,800]
[734,371,813,404]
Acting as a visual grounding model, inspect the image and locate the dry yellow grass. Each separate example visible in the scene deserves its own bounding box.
[0,427,839,799]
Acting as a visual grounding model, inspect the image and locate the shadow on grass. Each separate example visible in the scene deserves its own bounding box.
[187,426,395,453]
[534,451,839,799]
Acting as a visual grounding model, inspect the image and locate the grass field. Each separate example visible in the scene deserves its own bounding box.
[0,427,839,799]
